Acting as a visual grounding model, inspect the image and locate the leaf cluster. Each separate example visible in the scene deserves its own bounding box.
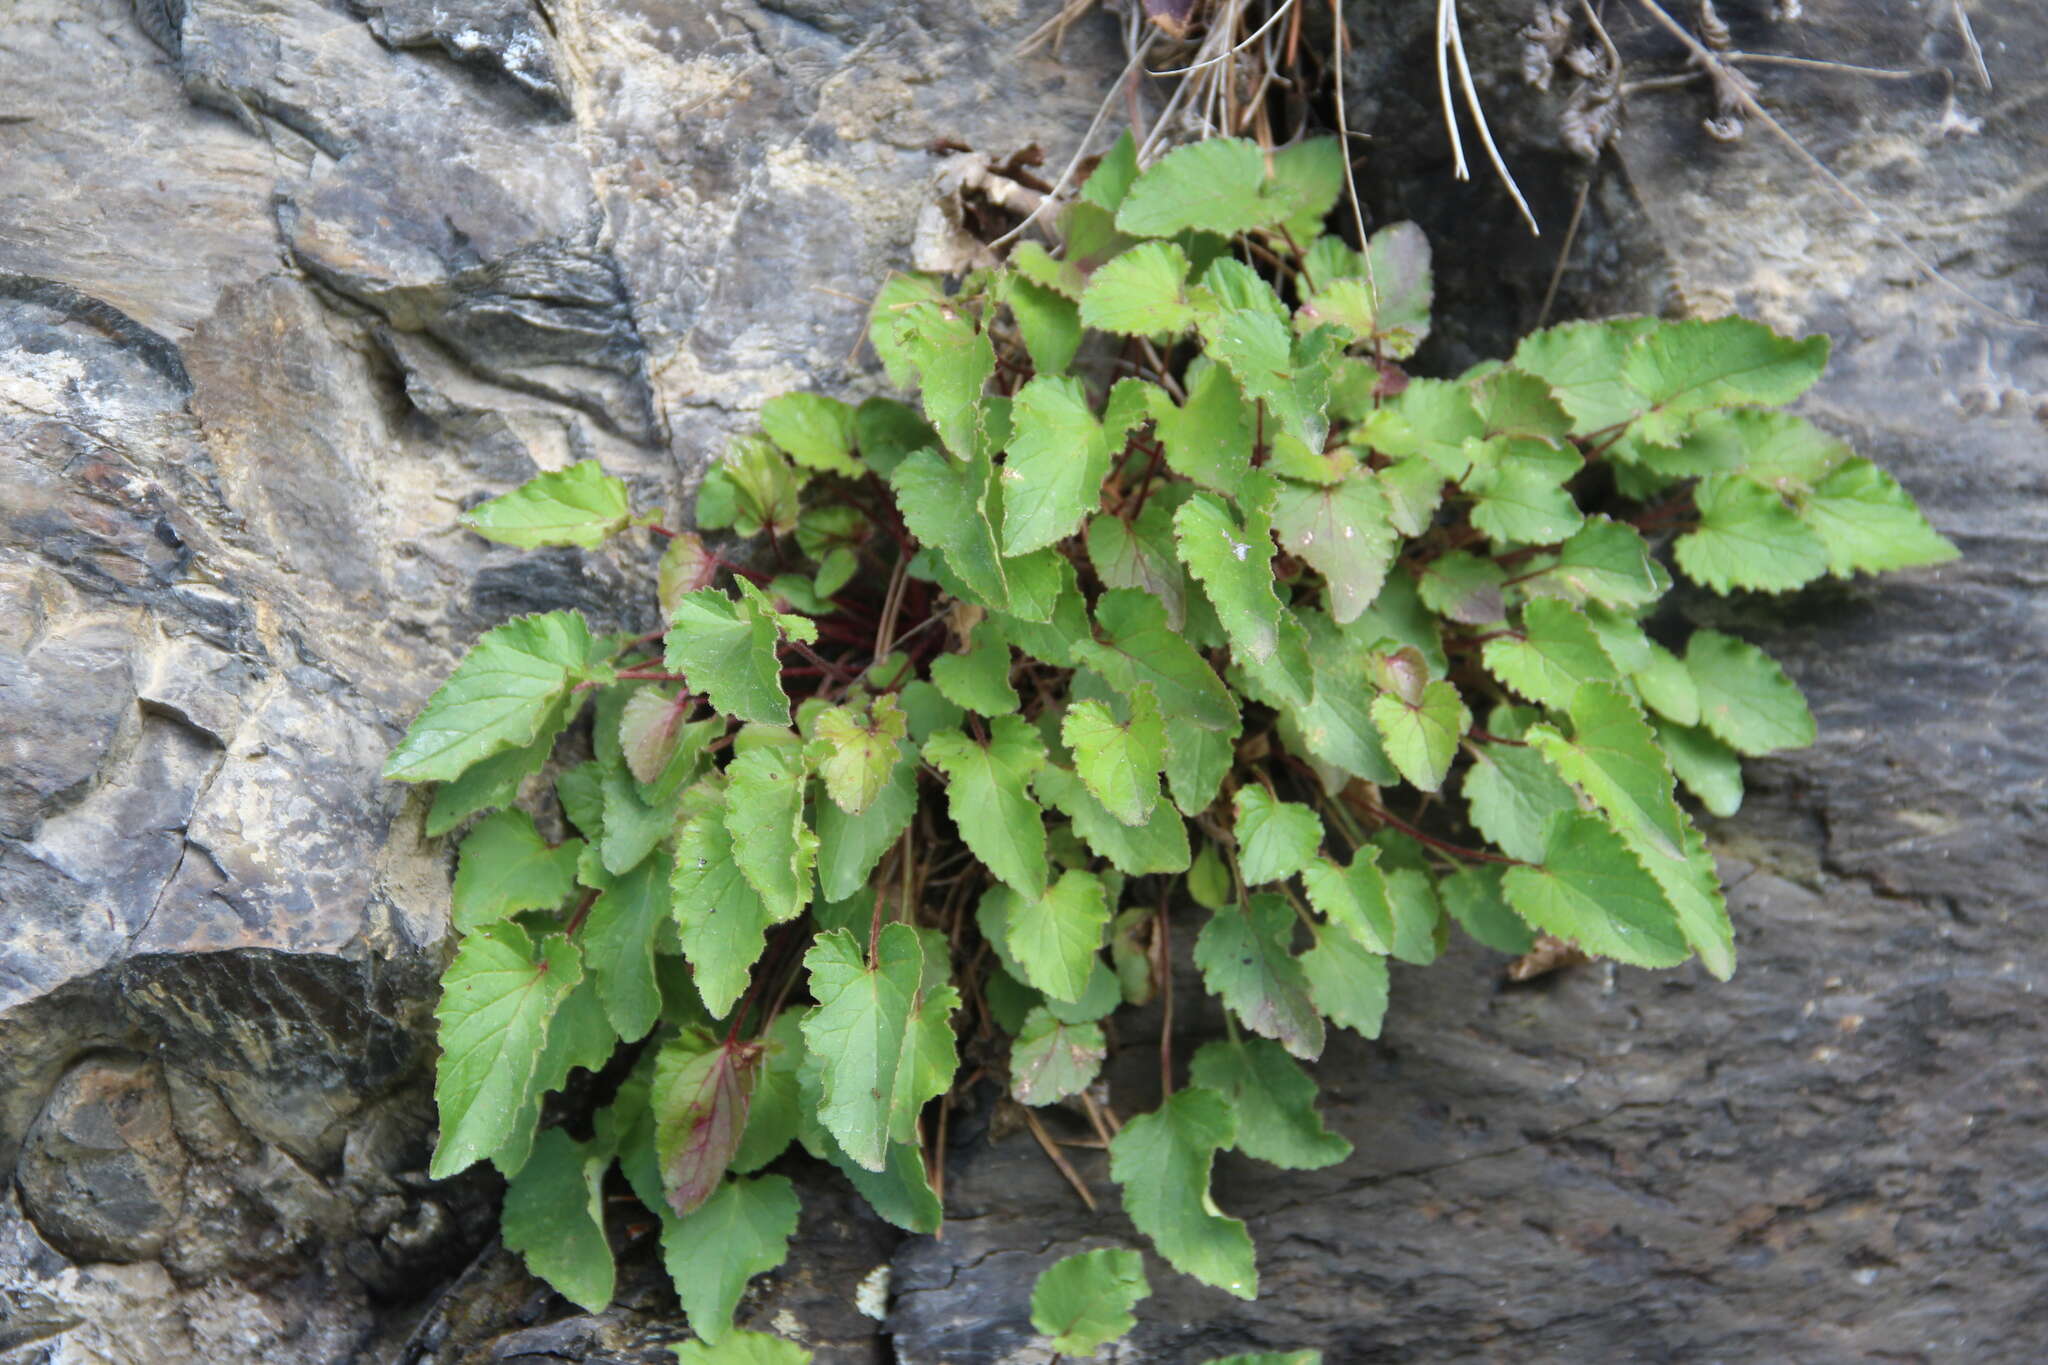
[388,133,1953,1356]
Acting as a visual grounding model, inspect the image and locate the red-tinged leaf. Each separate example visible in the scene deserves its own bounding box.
[658,531,720,615]
[654,1032,763,1217]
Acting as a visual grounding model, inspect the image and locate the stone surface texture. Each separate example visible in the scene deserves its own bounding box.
[0,0,2042,1362]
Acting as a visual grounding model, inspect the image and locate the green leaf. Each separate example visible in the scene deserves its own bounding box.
[1176,490,1283,662]
[451,810,583,933]
[1529,518,1664,607]
[1035,764,1191,876]
[1370,679,1469,793]
[1802,458,1958,576]
[814,743,918,902]
[424,697,577,836]
[1116,137,1290,238]
[1358,378,1483,479]
[1063,687,1167,826]
[891,448,1059,620]
[924,716,1049,899]
[1196,308,1335,453]
[666,585,809,727]
[620,689,712,790]
[1072,589,1239,733]
[660,1174,800,1345]
[1286,615,1398,786]
[1190,1037,1351,1169]
[1528,682,1690,863]
[1268,135,1345,240]
[1109,1088,1256,1298]
[430,922,582,1179]
[1078,239,1198,336]
[1685,629,1815,755]
[1030,1248,1150,1357]
[724,744,815,921]
[1502,813,1689,967]
[1196,894,1324,1059]
[1010,1006,1107,1106]
[998,870,1112,1003]
[1299,926,1388,1039]
[868,272,947,388]
[1417,551,1507,625]
[654,1031,758,1217]
[1467,444,1584,546]
[1233,787,1323,885]
[1300,849,1395,954]
[502,1127,616,1313]
[1481,598,1624,711]
[1380,861,1445,965]
[696,436,804,539]
[853,396,936,478]
[599,765,670,876]
[1462,740,1575,866]
[386,612,597,783]
[1003,274,1083,376]
[493,977,616,1181]
[1269,473,1398,624]
[1658,720,1744,817]
[1165,718,1240,817]
[760,393,859,476]
[1375,455,1444,537]
[1087,504,1187,629]
[930,625,1018,716]
[1080,130,1140,209]
[582,852,672,1043]
[673,1329,813,1364]
[1152,361,1254,497]
[462,462,632,550]
[1440,864,1536,954]
[800,925,958,1171]
[1674,476,1829,592]
[1508,316,1659,435]
[1620,316,1830,446]
[896,301,995,458]
[1628,818,1735,980]
[1000,375,1113,554]
[672,800,787,1018]
[810,696,908,816]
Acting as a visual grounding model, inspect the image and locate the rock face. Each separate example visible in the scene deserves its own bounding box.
[0,2,2041,1364]
[0,1,1125,1359]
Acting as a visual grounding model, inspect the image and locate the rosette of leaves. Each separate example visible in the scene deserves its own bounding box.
[386,132,1954,1354]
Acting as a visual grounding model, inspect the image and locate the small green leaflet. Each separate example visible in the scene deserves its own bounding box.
[1153,361,1254,496]
[657,534,718,617]
[1801,458,1957,576]
[1466,450,1584,546]
[799,925,959,1172]
[1176,490,1283,662]
[660,1174,800,1345]
[666,583,816,727]
[1004,272,1083,376]
[1001,870,1111,1003]
[424,693,578,836]
[461,461,632,550]
[1190,1037,1351,1169]
[1531,518,1664,607]
[1360,378,1483,479]
[929,623,1018,715]
[492,977,617,1180]
[724,744,815,921]
[1370,679,1469,792]
[673,1330,813,1364]
[672,800,787,1018]
[1079,239,1198,336]
[1072,589,1239,733]
[1087,504,1187,628]
[1166,717,1240,816]
[1675,476,1829,593]
[1269,473,1398,624]
[1417,551,1507,625]
[1685,629,1816,755]
[430,922,582,1179]
[1527,682,1690,863]
[1659,720,1744,817]
[1035,763,1191,876]
[1299,926,1389,1038]
[1109,1088,1257,1298]
[1002,376,1113,554]
[760,392,859,476]
[1080,130,1140,210]
[581,852,672,1043]
[1619,316,1830,447]
[386,611,598,783]
[1233,786,1323,884]
[896,302,995,459]
[812,695,908,815]
[1010,1006,1107,1106]
[1461,741,1575,866]
[452,809,582,932]
[867,272,947,388]
[501,1127,616,1313]
[1063,686,1166,826]
[1196,309,1335,454]
[1481,598,1623,711]
[1502,812,1689,968]
[1115,137,1292,238]
[654,1030,759,1216]
[814,743,918,902]
[620,688,708,788]
[1195,894,1324,1060]
[924,716,1049,899]
[1439,863,1535,955]
[697,436,804,539]
[890,448,1056,621]
[1300,849,1395,954]
[1508,316,1659,435]
[1030,1248,1150,1357]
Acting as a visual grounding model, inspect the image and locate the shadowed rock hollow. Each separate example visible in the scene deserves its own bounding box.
[1,2,2042,1362]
